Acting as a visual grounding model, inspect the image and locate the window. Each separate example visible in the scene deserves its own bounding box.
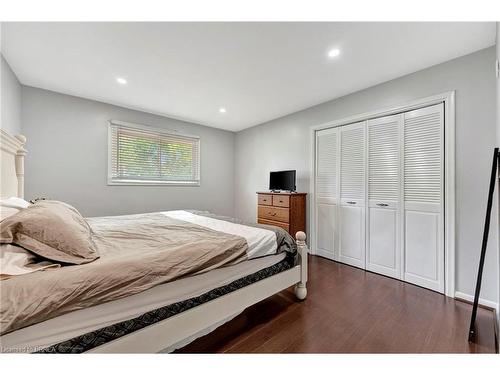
[108,120,200,185]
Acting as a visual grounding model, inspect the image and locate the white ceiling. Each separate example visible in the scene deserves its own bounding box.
[2,22,496,132]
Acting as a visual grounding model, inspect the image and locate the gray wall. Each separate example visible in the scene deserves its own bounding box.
[1,55,21,135]
[22,86,235,218]
[234,47,499,303]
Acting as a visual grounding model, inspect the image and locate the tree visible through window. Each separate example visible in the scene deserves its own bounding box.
[109,121,200,185]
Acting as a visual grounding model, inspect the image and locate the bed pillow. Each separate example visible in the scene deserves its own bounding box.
[0,200,99,265]
[0,197,31,221]
[0,206,20,221]
[0,197,31,209]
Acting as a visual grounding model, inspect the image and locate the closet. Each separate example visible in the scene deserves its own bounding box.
[313,103,445,293]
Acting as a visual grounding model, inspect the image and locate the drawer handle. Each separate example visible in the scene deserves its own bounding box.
[346,201,356,205]
[376,203,389,207]
[279,200,283,203]
[268,212,277,216]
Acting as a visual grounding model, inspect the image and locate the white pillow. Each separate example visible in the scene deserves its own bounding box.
[0,206,20,221]
[0,197,31,209]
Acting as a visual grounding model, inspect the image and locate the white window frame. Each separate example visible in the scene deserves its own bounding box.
[107,120,201,186]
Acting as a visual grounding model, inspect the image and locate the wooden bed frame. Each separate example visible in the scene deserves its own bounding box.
[0,129,308,353]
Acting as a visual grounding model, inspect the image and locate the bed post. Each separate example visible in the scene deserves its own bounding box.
[294,231,308,300]
[14,135,27,199]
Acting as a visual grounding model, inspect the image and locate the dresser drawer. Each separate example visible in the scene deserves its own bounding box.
[258,218,290,232]
[258,194,273,206]
[272,195,289,208]
[258,206,289,223]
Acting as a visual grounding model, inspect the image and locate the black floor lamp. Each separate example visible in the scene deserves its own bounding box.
[468,147,499,343]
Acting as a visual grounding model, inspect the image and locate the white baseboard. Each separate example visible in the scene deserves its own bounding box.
[454,291,499,311]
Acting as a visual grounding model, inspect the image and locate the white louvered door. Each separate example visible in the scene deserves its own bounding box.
[366,114,403,279]
[339,122,366,268]
[314,128,339,260]
[403,104,444,293]
[313,102,445,293]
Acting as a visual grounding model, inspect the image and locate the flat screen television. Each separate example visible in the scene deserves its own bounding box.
[269,170,296,192]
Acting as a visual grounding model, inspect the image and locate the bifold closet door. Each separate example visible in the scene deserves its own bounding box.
[366,114,402,279]
[339,122,366,268]
[403,103,444,293]
[314,127,339,260]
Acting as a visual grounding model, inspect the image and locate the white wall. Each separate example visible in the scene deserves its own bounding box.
[234,47,499,304]
[22,86,235,218]
[1,54,21,135]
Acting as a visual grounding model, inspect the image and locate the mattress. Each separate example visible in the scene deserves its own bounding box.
[0,252,288,353]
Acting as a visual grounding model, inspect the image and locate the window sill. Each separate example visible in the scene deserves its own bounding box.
[108,179,200,187]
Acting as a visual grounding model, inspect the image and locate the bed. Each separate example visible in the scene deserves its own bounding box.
[0,129,308,353]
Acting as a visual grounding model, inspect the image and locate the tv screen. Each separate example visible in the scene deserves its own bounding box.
[269,170,296,192]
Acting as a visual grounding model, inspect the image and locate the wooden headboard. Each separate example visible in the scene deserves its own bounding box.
[0,129,27,199]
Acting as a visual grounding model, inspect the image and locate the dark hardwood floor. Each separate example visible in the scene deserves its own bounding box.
[177,255,497,353]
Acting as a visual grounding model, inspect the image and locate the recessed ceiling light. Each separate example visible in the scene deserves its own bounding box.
[219,108,227,113]
[328,48,341,58]
[116,77,127,85]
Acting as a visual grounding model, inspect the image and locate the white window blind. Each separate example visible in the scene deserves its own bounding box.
[108,121,200,185]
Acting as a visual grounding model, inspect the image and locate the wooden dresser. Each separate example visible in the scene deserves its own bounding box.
[257,192,307,236]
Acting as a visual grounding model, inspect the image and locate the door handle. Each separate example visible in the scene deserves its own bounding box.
[346,201,356,205]
[376,203,389,207]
